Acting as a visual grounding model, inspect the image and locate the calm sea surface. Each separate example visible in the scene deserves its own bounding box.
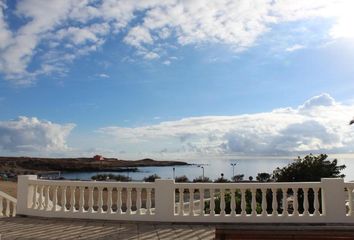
[60,157,354,182]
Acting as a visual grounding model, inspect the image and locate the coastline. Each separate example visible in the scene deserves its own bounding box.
[0,156,188,176]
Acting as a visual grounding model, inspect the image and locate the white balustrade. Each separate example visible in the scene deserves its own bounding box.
[14,176,354,223]
[0,190,17,217]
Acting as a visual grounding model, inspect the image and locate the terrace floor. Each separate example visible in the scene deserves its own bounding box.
[0,217,215,240]
[2,217,354,240]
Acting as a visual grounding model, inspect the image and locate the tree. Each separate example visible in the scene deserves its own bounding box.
[175,175,189,182]
[248,176,253,181]
[214,173,230,183]
[193,176,212,182]
[256,172,272,182]
[143,174,161,182]
[232,174,244,182]
[273,154,345,182]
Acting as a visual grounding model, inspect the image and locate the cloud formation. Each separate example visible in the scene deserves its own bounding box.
[98,94,354,158]
[0,116,75,153]
[0,0,352,84]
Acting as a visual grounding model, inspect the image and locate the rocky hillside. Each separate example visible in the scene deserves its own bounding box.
[0,156,188,174]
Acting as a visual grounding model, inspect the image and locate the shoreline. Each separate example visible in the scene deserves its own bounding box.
[0,156,188,176]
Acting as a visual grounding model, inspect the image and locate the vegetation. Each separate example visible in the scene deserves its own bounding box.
[256,172,272,182]
[143,174,161,182]
[91,174,131,182]
[273,154,346,182]
[232,174,244,182]
[214,173,230,183]
[193,176,212,183]
[175,175,190,182]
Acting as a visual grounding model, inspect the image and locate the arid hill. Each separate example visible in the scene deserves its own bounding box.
[0,156,188,175]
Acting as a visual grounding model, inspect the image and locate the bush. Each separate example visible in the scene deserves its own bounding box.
[256,172,272,182]
[193,176,212,183]
[175,175,189,182]
[273,154,345,182]
[91,174,131,182]
[232,174,244,182]
[214,177,230,183]
[143,174,161,182]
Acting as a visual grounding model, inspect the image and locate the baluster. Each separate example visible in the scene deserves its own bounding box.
[272,188,278,216]
[303,188,309,216]
[189,188,194,216]
[98,187,103,213]
[70,187,76,212]
[5,199,10,217]
[136,188,142,215]
[12,202,16,216]
[200,188,205,216]
[61,186,67,212]
[107,187,113,214]
[210,188,215,216]
[79,186,85,213]
[0,196,3,217]
[45,185,50,210]
[52,186,58,212]
[178,188,184,216]
[348,187,353,216]
[39,185,44,210]
[230,189,236,217]
[313,187,320,216]
[146,188,152,215]
[117,187,122,214]
[261,189,267,216]
[241,189,246,216]
[220,189,226,216]
[31,185,38,209]
[251,189,257,216]
[88,187,94,213]
[282,188,288,216]
[127,188,132,214]
[292,188,299,216]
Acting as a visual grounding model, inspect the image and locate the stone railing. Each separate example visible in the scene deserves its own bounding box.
[16,175,354,223]
[0,190,17,217]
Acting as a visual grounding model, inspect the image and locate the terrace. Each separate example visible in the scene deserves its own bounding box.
[1,175,354,239]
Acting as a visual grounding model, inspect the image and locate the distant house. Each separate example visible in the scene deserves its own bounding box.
[93,155,104,161]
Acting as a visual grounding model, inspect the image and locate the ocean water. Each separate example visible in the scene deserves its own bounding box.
[59,157,354,182]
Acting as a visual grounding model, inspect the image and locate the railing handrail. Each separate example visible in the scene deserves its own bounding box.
[0,190,17,203]
[16,176,353,223]
[174,182,322,189]
[28,179,155,188]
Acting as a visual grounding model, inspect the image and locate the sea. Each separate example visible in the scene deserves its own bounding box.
[59,156,354,182]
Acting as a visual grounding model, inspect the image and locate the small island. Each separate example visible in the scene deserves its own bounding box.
[0,156,188,176]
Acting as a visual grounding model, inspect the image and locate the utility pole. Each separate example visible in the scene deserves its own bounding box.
[198,165,205,180]
[231,162,237,178]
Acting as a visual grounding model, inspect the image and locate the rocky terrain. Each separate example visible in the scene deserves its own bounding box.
[0,156,188,175]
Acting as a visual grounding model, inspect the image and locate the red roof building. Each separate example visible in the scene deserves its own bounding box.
[93,155,104,161]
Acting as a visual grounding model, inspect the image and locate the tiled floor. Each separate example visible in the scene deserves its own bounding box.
[0,217,215,240]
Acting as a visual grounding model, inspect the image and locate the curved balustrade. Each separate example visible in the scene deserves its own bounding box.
[18,177,155,221]
[0,190,17,217]
[16,176,354,223]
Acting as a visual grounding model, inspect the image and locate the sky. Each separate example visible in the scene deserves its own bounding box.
[1,0,354,160]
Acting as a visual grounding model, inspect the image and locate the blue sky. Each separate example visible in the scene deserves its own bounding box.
[1,0,354,159]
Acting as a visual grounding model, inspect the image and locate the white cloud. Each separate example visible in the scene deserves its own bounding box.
[0,0,352,84]
[0,116,75,153]
[0,1,12,50]
[286,44,305,52]
[98,94,354,158]
[98,73,110,78]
